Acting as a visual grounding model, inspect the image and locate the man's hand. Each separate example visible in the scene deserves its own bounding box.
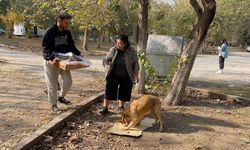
[49,58,60,67]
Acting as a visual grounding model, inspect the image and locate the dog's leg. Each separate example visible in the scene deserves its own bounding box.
[123,114,142,131]
[152,111,159,125]
[123,119,138,130]
[155,109,164,132]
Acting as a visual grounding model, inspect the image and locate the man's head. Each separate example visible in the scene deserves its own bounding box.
[56,12,72,31]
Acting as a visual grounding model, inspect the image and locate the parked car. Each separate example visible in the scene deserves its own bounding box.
[246,46,250,52]
[0,28,5,36]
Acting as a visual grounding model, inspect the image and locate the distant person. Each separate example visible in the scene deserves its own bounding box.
[42,12,82,113]
[216,39,229,74]
[99,34,139,115]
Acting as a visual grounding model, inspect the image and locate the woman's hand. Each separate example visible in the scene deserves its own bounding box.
[134,74,139,83]
[217,46,221,51]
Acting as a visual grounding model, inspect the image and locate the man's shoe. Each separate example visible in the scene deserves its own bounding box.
[58,96,72,105]
[99,107,108,115]
[52,105,62,114]
[116,106,124,113]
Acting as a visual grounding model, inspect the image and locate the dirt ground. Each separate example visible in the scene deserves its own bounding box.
[0,46,105,149]
[33,92,250,150]
[0,37,250,150]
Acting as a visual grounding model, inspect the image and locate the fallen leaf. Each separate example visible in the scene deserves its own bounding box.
[43,135,53,143]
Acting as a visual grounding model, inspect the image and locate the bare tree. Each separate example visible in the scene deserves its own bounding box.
[163,0,216,106]
[135,0,149,94]
[83,29,89,51]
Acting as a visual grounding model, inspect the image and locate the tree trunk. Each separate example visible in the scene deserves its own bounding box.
[135,0,149,94]
[83,29,88,51]
[201,35,209,54]
[163,0,216,107]
[97,28,103,48]
[108,31,111,42]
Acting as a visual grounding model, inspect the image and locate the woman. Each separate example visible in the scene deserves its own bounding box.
[217,39,229,74]
[99,34,139,115]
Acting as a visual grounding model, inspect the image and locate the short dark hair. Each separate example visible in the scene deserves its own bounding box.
[56,12,72,21]
[116,34,130,49]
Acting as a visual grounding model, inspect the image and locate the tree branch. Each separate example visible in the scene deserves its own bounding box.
[201,0,207,8]
[188,0,216,39]
[190,0,203,19]
[199,0,216,30]
[201,0,216,10]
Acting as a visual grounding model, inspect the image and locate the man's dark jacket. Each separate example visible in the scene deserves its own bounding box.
[42,24,81,61]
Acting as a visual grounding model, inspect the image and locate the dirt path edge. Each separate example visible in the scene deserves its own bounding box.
[12,92,104,150]
[11,87,250,150]
[186,86,250,106]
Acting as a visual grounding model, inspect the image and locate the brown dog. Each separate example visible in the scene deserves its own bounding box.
[121,95,164,132]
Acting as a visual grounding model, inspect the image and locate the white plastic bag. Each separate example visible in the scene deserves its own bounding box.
[54,52,92,69]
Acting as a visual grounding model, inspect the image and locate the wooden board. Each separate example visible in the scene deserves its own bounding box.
[107,117,155,137]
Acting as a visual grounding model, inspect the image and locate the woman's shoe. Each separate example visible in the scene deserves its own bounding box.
[99,107,109,115]
[216,69,223,74]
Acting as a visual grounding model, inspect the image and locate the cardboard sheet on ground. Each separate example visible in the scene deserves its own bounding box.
[107,117,155,137]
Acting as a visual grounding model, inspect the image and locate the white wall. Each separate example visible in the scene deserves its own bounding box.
[13,23,26,36]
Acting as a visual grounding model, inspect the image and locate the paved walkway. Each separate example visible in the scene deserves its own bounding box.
[190,52,250,85]
[0,47,104,148]
[1,47,249,86]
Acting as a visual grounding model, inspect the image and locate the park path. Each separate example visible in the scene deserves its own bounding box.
[190,51,250,85]
[0,46,250,148]
[0,47,104,149]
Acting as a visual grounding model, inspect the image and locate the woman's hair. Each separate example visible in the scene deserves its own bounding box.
[116,34,130,49]
[221,38,228,46]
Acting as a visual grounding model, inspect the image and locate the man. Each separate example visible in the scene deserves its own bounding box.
[42,12,81,113]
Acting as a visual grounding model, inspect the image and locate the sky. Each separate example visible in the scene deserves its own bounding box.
[156,0,176,5]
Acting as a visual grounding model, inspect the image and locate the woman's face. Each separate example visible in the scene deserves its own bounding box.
[116,39,126,50]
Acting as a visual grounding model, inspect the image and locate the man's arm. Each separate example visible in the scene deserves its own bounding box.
[42,29,55,61]
[68,31,81,56]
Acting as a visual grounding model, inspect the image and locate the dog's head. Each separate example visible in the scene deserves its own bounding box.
[121,106,131,127]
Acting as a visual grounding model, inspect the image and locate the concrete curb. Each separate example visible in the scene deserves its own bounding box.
[186,86,250,105]
[12,92,104,150]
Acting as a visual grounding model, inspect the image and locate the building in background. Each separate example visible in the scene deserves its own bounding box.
[13,22,26,36]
